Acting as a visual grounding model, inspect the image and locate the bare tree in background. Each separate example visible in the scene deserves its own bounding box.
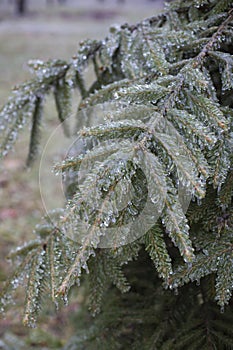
[15,0,26,15]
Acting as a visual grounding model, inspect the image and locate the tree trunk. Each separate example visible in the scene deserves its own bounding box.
[15,0,26,15]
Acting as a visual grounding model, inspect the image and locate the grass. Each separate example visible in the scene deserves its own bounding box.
[0,1,163,348]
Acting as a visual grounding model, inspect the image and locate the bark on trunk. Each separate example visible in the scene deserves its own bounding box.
[16,0,26,15]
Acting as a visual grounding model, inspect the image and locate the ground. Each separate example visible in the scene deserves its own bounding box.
[0,1,163,348]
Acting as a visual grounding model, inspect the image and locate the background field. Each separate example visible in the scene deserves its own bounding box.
[0,1,163,347]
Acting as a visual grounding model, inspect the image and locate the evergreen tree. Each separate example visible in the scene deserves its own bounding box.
[1,0,233,348]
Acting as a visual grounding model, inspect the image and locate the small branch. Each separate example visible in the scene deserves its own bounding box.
[75,71,88,99]
[161,8,233,115]
[193,8,233,68]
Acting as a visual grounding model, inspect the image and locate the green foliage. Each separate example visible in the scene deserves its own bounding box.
[64,254,233,350]
[0,0,233,348]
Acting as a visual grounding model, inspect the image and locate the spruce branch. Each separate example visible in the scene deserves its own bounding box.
[26,96,44,167]
[0,0,233,346]
[193,7,233,67]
